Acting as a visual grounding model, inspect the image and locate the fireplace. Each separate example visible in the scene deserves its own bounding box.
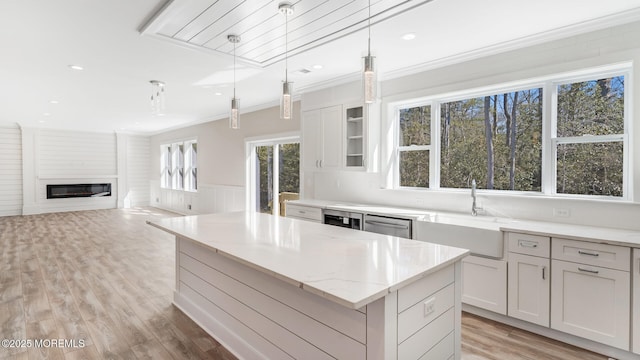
[46,183,112,199]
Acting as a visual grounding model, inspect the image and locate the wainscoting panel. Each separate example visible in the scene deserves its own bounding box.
[150,181,245,215]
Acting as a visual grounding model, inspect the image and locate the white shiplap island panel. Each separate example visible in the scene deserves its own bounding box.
[148,211,469,360]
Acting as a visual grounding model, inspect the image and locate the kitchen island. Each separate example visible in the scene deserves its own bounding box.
[148,211,469,360]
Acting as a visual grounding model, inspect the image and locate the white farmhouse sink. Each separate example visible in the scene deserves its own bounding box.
[415,213,510,258]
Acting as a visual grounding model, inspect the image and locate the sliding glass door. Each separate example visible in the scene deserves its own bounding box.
[248,136,300,216]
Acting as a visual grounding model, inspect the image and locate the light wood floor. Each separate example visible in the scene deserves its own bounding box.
[0,208,608,360]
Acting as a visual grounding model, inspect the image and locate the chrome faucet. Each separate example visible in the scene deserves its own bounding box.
[471,179,478,216]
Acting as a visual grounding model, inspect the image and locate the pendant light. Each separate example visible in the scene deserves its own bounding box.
[149,80,165,115]
[363,0,376,103]
[279,2,294,120]
[228,34,241,129]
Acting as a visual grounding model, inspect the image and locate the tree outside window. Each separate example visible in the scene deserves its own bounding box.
[398,105,431,188]
[555,76,625,197]
[440,88,542,191]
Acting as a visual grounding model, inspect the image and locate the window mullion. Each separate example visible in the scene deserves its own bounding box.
[431,100,440,190]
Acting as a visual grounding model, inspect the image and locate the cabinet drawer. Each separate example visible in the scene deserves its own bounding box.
[507,233,550,257]
[398,283,454,343]
[398,264,454,312]
[552,238,630,271]
[285,204,323,222]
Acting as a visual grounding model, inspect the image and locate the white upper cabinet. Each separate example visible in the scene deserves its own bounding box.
[343,102,380,172]
[301,105,342,171]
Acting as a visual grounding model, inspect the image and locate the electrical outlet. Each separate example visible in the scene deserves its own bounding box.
[553,208,570,217]
[424,297,436,317]
[187,204,192,210]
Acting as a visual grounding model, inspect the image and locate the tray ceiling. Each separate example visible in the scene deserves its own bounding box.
[142,0,434,67]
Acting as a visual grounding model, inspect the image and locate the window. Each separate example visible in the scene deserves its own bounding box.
[398,105,431,188]
[185,141,198,192]
[440,88,542,191]
[161,140,197,191]
[171,143,184,190]
[555,76,625,197]
[392,66,629,199]
[160,144,171,189]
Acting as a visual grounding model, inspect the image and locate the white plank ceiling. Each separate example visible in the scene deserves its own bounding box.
[144,0,433,66]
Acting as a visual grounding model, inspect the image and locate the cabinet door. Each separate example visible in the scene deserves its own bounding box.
[461,256,507,315]
[551,259,630,350]
[507,253,550,327]
[634,249,640,354]
[320,105,343,169]
[301,109,322,171]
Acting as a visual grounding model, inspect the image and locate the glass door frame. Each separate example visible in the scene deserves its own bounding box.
[245,132,300,214]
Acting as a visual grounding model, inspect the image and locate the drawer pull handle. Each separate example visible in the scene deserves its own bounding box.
[578,250,599,257]
[519,240,538,248]
[542,266,546,280]
[298,210,306,214]
[578,267,599,275]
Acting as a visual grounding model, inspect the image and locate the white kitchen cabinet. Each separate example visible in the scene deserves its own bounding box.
[508,253,550,327]
[344,105,364,168]
[285,203,323,223]
[550,239,630,350]
[343,102,380,172]
[507,233,550,327]
[633,248,640,355]
[301,105,342,171]
[461,255,507,315]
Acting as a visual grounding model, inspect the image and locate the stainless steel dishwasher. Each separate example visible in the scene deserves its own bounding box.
[363,214,412,239]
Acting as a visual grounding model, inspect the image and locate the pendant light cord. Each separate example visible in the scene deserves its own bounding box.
[285,10,288,82]
[367,0,371,56]
[233,39,236,98]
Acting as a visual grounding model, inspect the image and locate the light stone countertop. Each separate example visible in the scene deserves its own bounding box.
[148,211,470,309]
[288,199,640,247]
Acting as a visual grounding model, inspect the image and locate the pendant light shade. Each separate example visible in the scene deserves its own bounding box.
[149,80,166,115]
[279,2,294,120]
[362,0,376,104]
[280,81,292,120]
[230,98,240,129]
[363,54,376,103]
[228,34,241,129]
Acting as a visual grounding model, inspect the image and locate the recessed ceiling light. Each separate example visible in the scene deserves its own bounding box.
[401,33,416,41]
[49,100,59,104]
[312,64,323,70]
[43,112,51,116]
[214,92,222,96]
[38,120,45,123]
[68,65,84,71]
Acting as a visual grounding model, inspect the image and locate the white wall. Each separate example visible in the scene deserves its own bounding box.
[149,102,301,215]
[306,20,640,231]
[123,134,150,207]
[0,124,22,216]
